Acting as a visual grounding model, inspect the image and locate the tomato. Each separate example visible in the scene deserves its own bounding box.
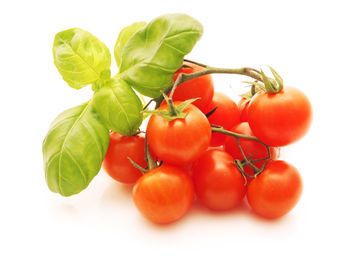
[223,122,277,178]
[238,97,249,122]
[192,149,246,210]
[169,61,214,112]
[103,132,146,184]
[133,165,194,224]
[147,102,211,165]
[205,92,240,146]
[247,160,302,219]
[247,87,312,147]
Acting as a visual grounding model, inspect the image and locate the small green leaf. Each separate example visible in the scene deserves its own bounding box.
[269,66,284,90]
[240,90,254,100]
[176,98,199,113]
[92,78,143,135]
[42,101,110,196]
[119,13,203,98]
[114,21,147,68]
[53,28,111,89]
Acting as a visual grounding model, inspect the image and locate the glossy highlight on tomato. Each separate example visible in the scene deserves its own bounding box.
[133,165,194,224]
[205,92,240,146]
[193,149,246,210]
[147,102,211,165]
[247,160,302,219]
[247,86,312,147]
[103,132,146,184]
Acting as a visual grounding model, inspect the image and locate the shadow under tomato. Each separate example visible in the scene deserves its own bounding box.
[100,181,134,204]
[187,197,251,218]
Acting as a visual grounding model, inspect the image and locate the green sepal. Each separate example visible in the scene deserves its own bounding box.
[269,66,284,89]
[261,70,278,94]
[142,98,199,122]
[260,67,284,94]
[240,89,255,100]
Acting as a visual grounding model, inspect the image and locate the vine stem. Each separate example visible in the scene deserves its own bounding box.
[211,126,266,144]
[154,60,263,108]
[212,125,271,178]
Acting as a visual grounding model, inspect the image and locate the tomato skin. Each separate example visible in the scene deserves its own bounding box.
[205,92,240,147]
[147,103,211,165]
[223,122,277,177]
[170,62,214,112]
[247,160,302,219]
[133,165,194,224]
[238,97,249,122]
[103,132,146,184]
[192,149,246,210]
[247,87,312,147]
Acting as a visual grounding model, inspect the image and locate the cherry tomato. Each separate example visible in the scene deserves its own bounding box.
[247,87,312,147]
[133,165,194,224]
[192,149,246,210]
[238,97,249,122]
[224,122,277,178]
[103,132,146,184]
[169,61,214,112]
[147,102,211,165]
[205,92,240,147]
[247,160,302,219]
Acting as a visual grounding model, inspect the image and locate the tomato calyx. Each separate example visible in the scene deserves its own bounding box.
[240,80,259,101]
[143,94,199,121]
[260,67,284,94]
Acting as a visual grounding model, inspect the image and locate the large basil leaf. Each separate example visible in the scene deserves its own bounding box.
[42,101,109,196]
[92,78,143,136]
[114,21,146,68]
[53,28,111,89]
[118,13,203,98]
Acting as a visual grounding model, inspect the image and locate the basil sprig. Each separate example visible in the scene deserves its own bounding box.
[43,13,203,196]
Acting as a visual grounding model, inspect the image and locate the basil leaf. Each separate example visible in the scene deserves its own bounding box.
[119,13,203,98]
[92,78,143,136]
[114,21,146,68]
[42,101,109,196]
[53,28,111,89]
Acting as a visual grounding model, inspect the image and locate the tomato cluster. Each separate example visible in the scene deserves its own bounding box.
[103,62,312,224]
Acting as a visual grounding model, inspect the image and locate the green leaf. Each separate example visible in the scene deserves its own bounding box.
[42,101,110,196]
[53,28,111,89]
[114,21,147,68]
[119,13,203,98]
[92,78,143,135]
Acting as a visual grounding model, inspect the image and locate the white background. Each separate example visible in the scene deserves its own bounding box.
[1,0,349,262]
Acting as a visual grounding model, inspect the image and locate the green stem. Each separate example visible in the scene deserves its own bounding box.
[144,136,156,171]
[154,62,263,109]
[211,126,266,144]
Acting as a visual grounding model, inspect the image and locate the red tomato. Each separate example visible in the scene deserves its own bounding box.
[192,149,246,210]
[238,97,249,122]
[147,102,211,165]
[169,61,214,112]
[223,122,277,178]
[205,92,240,146]
[103,132,146,184]
[247,87,312,147]
[133,165,194,224]
[247,160,302,219]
